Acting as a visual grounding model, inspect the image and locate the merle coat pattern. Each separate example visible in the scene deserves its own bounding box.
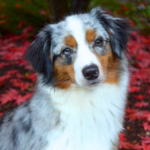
[0,7,129,150]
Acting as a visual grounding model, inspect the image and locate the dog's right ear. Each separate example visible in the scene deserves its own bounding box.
[25,25,53,83]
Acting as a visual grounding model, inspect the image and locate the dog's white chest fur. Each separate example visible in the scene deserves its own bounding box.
[45,80,128,150]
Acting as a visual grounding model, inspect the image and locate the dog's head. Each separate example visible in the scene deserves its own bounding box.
[25,7,129,89]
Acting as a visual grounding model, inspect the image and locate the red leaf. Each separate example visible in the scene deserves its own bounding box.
[125,110,150,121]
[39,9,47,15]
[22,26,33,34]
[129,19,135,27]
[15,4,21,8]
[0,20,6,25]
[119,133,143,149]
[143,122,150,131]
[134,101,149,108]
[1,43,17,50]
[142,141,150,150]
[120,5,128,11]
[17,21,24,28]
[125,107,135,114]
[2,52,23,61]
[0,89,19,105]
[15,73,26,79]
[140,136,150,144]
[7,70,19,75]
[15,93,33,105]
[26,73,37,81]
[0,62,6,68]
[134,95,144,100]
[24,64,33,70]
[128,86,140,93]
[0,74,11,87]
[10,79,32,91]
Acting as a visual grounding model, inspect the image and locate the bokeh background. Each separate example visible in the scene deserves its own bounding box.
[0,0,150,149]
[1,0,150,35]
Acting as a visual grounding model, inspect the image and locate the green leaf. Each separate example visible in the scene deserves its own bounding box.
[25,72,29,77]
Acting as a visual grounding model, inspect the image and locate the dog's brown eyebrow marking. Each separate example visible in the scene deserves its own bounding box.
[86,29,97,44]
[64,35,77,49]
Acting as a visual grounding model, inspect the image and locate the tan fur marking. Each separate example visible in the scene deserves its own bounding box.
[64,35,77,48]
[86,29,97,43]
[95,44,120,84]
[53,61,76,89]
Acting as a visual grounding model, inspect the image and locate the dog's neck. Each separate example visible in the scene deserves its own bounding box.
[44,83,123,114]
[36,69,129,116]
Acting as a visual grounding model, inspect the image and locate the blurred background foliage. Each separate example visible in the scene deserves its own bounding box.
[0,0,150,36]
[0,0,50,35]
[90,0,150,33]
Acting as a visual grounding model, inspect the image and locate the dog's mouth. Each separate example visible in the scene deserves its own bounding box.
[90,81,99,85]
[86,81,100,87]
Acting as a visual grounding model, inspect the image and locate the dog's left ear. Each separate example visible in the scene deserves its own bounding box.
[91,7,129,58]
[25,25,53,83]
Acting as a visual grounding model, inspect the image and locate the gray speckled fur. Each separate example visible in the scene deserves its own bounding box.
[0,87,60,150]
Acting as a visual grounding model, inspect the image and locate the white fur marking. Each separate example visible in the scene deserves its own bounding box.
[66,16,104,86]
[43,70,129,150]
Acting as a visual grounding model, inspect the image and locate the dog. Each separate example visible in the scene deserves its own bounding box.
[0,7,129,150]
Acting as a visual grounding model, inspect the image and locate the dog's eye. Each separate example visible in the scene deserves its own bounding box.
[94,38,103,46]
[62,48,72,56]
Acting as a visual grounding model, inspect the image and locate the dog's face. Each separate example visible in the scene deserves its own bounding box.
[25,7,129,89]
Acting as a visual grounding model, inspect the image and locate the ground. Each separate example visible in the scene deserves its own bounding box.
[0,28,150,150]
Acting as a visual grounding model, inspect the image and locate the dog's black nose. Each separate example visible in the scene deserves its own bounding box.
[82,64,99,80]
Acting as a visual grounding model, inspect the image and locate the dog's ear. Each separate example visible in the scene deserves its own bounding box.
[90,7,129,58]
[25,25,53,83]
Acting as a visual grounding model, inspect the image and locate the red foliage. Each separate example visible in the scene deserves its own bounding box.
[15,4,21,8]
[0,20,6,25]
[142,142,150,150]
[120,4,128,11]
[118,32,150,149]
[143,122,150,131]
[0,29,150,149]
[1,89,19,105]
[0,26,36,106]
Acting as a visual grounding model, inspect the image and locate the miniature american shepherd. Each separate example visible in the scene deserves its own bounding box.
[0,7,129,150]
